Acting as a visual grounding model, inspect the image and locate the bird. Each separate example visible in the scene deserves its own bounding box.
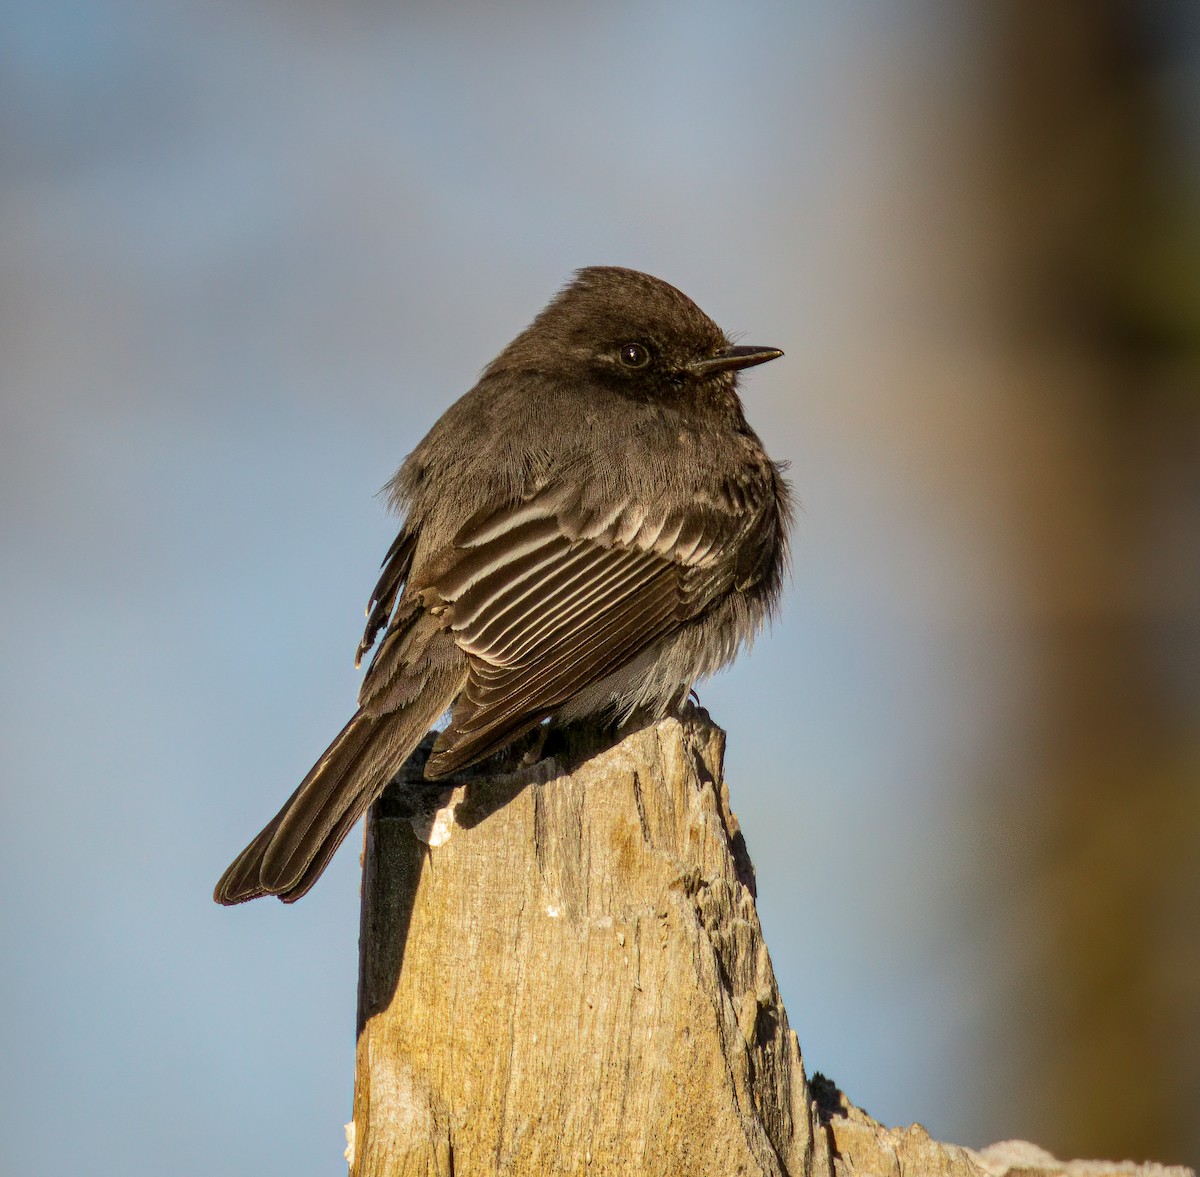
[214,266,791,905]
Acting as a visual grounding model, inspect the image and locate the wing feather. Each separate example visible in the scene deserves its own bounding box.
[410,471,780,777]
[429,572,680,774]
[459,542,608,660]
[356,530,416,667]
[419,487,751,775]
[457,547,662,668]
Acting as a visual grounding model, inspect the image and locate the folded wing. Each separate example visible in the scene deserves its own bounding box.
[421,486,752,775]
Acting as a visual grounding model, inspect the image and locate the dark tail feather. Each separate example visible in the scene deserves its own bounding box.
[214,682,457,905]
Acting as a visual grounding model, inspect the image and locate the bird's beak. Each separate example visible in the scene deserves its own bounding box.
[691,344,784,377]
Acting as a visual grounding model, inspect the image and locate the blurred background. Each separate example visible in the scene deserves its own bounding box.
[2,1,1198,1173]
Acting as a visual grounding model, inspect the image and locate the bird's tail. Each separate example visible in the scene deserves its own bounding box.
[214,682,456,905]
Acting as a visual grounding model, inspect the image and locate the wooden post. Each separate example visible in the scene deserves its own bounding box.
[347,710,1195,1177]
[350,711,822,1175]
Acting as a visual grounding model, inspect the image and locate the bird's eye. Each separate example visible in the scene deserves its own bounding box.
[619,343,651,368]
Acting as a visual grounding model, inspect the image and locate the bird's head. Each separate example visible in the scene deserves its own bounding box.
[490,266,782,403]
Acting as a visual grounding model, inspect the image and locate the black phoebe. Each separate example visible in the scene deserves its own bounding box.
[215,267,790,904]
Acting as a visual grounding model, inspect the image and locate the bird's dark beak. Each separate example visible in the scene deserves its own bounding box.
[691,344,784,377]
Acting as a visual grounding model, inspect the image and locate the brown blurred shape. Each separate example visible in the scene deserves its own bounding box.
[974,1,1200,1166]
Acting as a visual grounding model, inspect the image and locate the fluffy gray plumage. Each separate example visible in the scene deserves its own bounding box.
[215,266,791,905]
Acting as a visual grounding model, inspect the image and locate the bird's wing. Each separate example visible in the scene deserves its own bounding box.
[356,528,417,668]
[420,484,752,775]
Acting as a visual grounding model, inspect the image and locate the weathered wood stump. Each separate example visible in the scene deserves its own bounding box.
[348,710,1194,1177]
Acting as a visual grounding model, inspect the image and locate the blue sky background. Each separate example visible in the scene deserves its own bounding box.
[2,3,1198,1174]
